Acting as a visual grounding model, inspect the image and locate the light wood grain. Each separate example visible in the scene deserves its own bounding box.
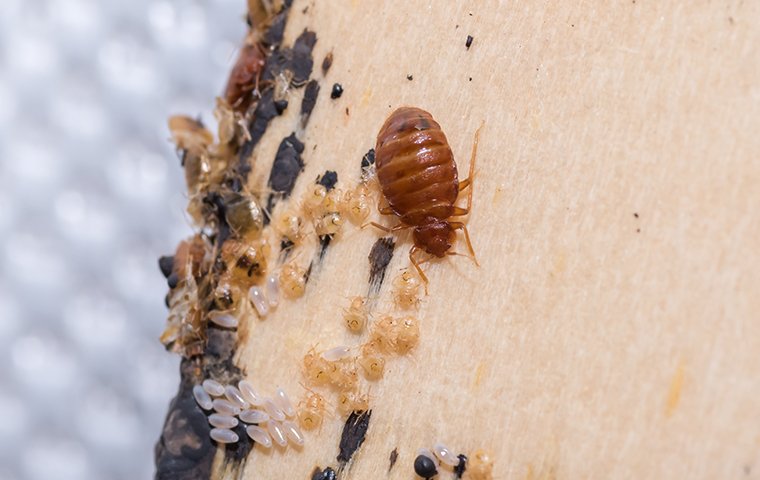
[217,1,760,478]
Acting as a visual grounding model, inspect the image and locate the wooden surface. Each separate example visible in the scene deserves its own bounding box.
[220,1,760,478]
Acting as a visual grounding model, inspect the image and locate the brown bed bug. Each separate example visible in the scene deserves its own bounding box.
[224,32,266,112]
[372,107,482,285]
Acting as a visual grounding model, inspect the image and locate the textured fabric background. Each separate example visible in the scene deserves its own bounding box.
[0,1,244,478]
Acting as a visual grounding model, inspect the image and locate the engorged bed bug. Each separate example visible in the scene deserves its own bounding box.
[372,107,483,286]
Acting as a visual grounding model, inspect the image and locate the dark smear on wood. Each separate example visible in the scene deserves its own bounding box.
[301,79,320,126]
[159,256,175,279]
[454,454,468,478]
[388,448,399,472]
[466,35,474,49]
[316,170,338,190]
[368,237,395,293]
[318,234,333,261]
[337,410,372,463]
[239,27,316,177]
[310,466,337,480]
[321,52,333,75]
[154,359,213,480]
[265,132,305,219]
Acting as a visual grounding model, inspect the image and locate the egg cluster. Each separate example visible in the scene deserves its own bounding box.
[192,379,303,448]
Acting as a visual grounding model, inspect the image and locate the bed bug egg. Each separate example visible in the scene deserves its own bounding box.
[265,274,279,308]
[279,261,307,299]
[224,385,249,409]
[281,420,305,446]
[210,428,239,444]
[202,379,225,397]
[343,296,369,333]
[414,449,439,479]
[212,398,241,416]
[207,310,238,328]
[263,397,287,422]
[239,408,269,424]
[358,346,385,380]
[433,443,459,467]
[322,345,352,362]
[267,420,288,447]
[208,413,239,429]
[238,380,264,406]
[274,388,296,417]
[193,385,213,410]
[465,449,494,480]
[246,425,273,448]
[248,286,269,317]
[393,269,422,309]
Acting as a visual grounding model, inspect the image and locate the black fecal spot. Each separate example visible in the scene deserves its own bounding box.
[263,30,317,86]
[238,89,280,175]
[633,212,639,218]
[154,359,214,480]
[407,74,413,81]
[158,256,174,279]
[261,4,290,47]
[265,133,306,219]
[317,170,338,190]
[322,52,333,75]
[389,448,399,472]
[337,410,371,463]
[368,237,395,294]
[222,420,252,463]
[167,272,179,289]
[318,234,333,260]
[203,191,232,245]
[361,148,375,171]
[331,83,343,99]
[164,293,170,308]
[301,79,320,126]
[466,35,474,49]
[414,454,438,479]
[311,466,337,480]
[274,99,289,114]
[454,454,468,478]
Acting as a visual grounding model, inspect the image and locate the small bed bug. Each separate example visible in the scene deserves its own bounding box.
[372,107,483,285]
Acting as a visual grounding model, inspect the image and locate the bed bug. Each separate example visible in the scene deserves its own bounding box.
[372,107,482,285]
[297,387,329,431]
[224,32,266,113]
[392,269,422,309]
[343,296,369,333]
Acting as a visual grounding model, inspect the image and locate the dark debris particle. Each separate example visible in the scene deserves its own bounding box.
[368,237,395,293]
[454,454,468,478]
[268,133,305,194]
[300,79,320,125]
[331,83,343,99]
[361,148,375,169]
[158,255,174,279]
[322,52,333,75]
[469,77,473,82]
[238,89,280,173]
[414,454,438,479]
[316,170,338,191]
[274,99,289,114]
[337,410,372,463]
[311,466,337,480]
[262,29,317,86]
[466,35,474,49]
[167,272,179,289]
[633,212,639,218]
[389,448,399,472]
[407,74,414,81]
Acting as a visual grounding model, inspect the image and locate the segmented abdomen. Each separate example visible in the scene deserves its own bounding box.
[375,107,458,225]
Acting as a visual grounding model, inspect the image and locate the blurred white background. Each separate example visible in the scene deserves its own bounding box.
[0,0,246,478]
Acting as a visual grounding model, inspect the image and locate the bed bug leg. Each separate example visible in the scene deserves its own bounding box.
[449,222,479,266]
[363,221,409,233]
[409,246,429,293]
[378,205,395,215]
[456,122,483,211]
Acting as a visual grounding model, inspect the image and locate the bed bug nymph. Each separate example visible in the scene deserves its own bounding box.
[371,107,482,286]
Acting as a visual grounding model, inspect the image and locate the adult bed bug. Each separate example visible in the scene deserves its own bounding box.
[372,107,482,285]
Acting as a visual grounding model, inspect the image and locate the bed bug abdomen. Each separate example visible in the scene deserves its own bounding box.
[375,107,459,225]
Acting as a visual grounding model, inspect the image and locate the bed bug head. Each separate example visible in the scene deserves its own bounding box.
[413,219,455,257]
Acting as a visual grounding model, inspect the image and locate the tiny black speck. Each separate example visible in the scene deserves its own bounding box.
[274,99,289,114]
[407,74,414,81]
[469,77,473,81]
[465,35,474,49]
[634,212,639,218]
[414,454,438,478]
[454,454,468,478]
[331,83,343,99]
